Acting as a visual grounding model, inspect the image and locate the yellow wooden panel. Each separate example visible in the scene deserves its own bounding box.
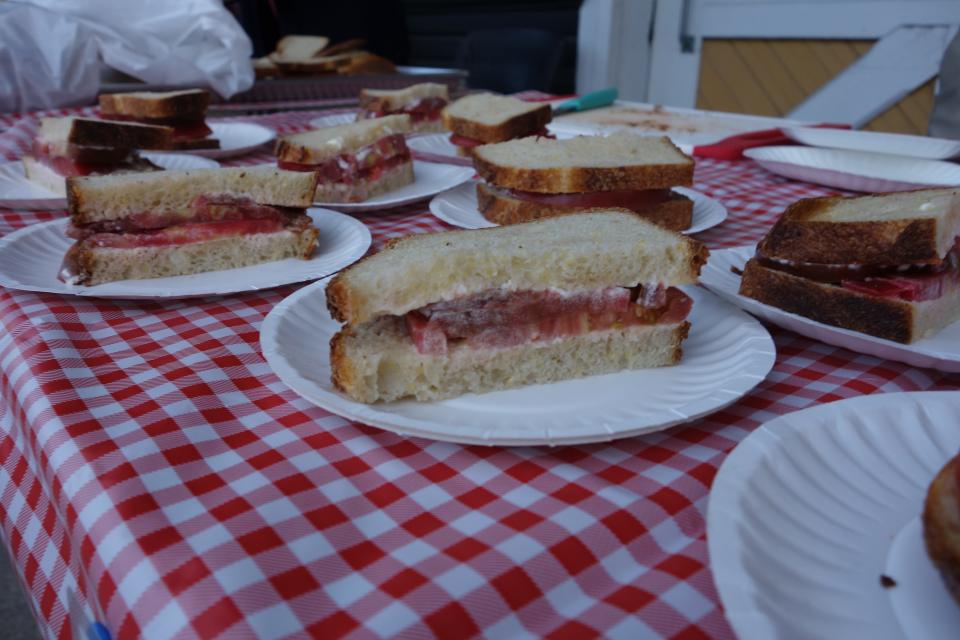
[696,39,935,135]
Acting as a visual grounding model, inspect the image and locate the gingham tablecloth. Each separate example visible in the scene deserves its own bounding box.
[1,106,958,640]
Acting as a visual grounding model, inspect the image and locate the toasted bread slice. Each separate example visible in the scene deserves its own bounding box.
[314,159,413,203]
[274,35,330,59]
[67,166,317,224]
[276,115,411,165]
[321,38,366,57]
[253,56,282,79]
[273,53,355,76]
[37,117,172,151]
[359,83,449,112]
[739,259,960,343]
[331,316,688,402]
[442,94,552,144]
[758,188,960,266]
[99,90,211,121]
[338,52,396,75]
[477,182,694,231]
[923,454,960,606]
[473,135,693,193]
[326,210,708,325]
[171,137,221,151]
[65,224,319,286]
[23,155,162,197]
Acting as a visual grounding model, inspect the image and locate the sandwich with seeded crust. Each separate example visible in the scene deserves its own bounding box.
[326,210,708,402]
[739,188,960,343]
[276,115,413,202]
[442,94,552,157]
[473,135,695,231]
[61,167,319,285]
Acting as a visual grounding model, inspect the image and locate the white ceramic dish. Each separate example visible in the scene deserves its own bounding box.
[699,246,960,372]
[709,391,960,640]
[260,283,775,446]
[782,126,960,160]
[0,153,219,211]
[428,181,727,235]
[744,146,960,192]
[0,208,369,299]
[178,122,276,159]
[315,160,474,212]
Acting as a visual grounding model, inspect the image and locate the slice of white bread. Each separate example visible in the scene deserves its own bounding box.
[476,182,694,231]
[99,90,210,120]
[314,159,413,203]
[38,117,172,150]
[326,210,708,325]
[738,259,960,343]
[359,83,449,111]
[331,315,688,402]
[442,94,552,144]
[273,35,330,59]
[23,155,162,197]
[276,115,412,164]
[66,225,319,286]
[67,166,317,224]
[473,135,694,193]
[758,188,960,265]
[923,453,960,606]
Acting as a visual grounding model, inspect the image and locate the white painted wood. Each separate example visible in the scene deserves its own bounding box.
[647,0,702,107]
[575,0,655,101]
[692,1,960,38]
[788,25,959,127]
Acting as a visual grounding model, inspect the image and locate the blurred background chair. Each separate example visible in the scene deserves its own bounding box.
[455,27,563,93]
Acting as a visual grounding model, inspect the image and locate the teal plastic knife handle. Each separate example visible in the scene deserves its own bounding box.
[554,87,618,114]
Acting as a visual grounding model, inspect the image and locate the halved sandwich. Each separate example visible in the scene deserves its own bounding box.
[473,135,695,231]
[327,210,708,402]
[61,166,319,285]
[23,117,172,196]
[739,188,960,343]
[99,89,219,150]
[923,452,960,606]
[442,94,552,157]
[358,83,449,134]
[275,115,413,202]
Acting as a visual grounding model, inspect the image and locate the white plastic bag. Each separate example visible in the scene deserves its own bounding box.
[0,0,255,113]
[0,4,100,112]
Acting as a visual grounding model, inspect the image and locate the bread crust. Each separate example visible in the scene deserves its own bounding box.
[477,182,693,231]
[739,259,916,342]
[57,118,173,150]
[760,195,945,265]
[171,137,221,150]
[923,454,960,606]
[99,90,210,121]
[473,139,694,193]
[442,104,551,144]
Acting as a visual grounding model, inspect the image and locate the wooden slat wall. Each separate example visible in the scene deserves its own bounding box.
[695,39,936,134]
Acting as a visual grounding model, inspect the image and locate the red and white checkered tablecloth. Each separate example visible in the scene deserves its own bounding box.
[1,106,958,640]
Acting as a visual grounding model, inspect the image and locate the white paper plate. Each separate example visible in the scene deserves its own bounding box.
[699,245,960,372]
[179,122,276,159]
[315,160,474,212]
[429,181,727,235]
[709,391,960,640]
[783,126,960,160]
[0,208,369,299]
[744,146,960,193]
[309,113,358,130]
[406,134,473,166]
[0,153,220,211]
[260,283,775,446]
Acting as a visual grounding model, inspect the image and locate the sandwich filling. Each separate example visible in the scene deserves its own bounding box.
[278,134,411,185]
[360,97,447,124]
[403,285,692,355]
[450,129,553,150]
[31,140,157,177]
[482,183,673,211]
[59,195,312,282]
[757,237,960,302]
